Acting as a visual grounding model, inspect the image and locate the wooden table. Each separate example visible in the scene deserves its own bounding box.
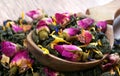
[0,0,113,25]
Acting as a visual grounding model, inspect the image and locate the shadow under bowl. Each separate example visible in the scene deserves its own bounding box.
[26,30,109,72]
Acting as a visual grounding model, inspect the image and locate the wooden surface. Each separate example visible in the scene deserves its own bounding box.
[0,0,113,25]
[86,0,120,21]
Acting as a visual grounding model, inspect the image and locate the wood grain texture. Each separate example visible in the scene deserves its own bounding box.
[0,0,112,25]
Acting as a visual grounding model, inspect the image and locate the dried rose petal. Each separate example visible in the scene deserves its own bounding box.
[10,50,33,73]
[77,30,92,44]
[96,21,107,32]
[26,9,44,19]
[1,41,19,57]
[77,18,94,29]
[54,44,82,61]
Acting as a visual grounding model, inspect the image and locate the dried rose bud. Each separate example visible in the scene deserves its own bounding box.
[26,9,44,20]
[20,25,32,32]
[10,50,33,73]
[11,24,23,33]
[96,21,107,32]
[36,20,50,33]
[109,53,120,65]
[59,28,79,41]
[102,53,120,71]
[77,18,94,29]
[55,12,70,28]
[77,30,92,44]
[54,44,83,61]
[6,21,30,33]
[44,67,58,76]
[63,28,79,36]
[1,41,19,57]
[36,20,50,40]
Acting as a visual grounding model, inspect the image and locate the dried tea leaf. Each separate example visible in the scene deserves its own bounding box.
[41,36,54,47]
[32,30,39,44]
[9,66,19,76]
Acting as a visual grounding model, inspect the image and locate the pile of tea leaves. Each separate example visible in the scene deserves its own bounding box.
[0,9,120,76]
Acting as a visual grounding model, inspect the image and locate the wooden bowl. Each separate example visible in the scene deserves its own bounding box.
[26,25,113,72]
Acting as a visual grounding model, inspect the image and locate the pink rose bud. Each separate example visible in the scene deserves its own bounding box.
[36,20,50,33]
[63,28,79,36]
[44,67,58,76]
[55,12,70,28]
[96,21,107,32]
[101,53,120,71]
[10,50,33,73]
[109,53,120,65]
[36,20,50,40]
[54,44,82,61]
[12,24,23,33]
[26,9,44,20]
[77,30,92,44]
[77,18,94,29]
[1,41,19,57]
[59,28,79,41]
